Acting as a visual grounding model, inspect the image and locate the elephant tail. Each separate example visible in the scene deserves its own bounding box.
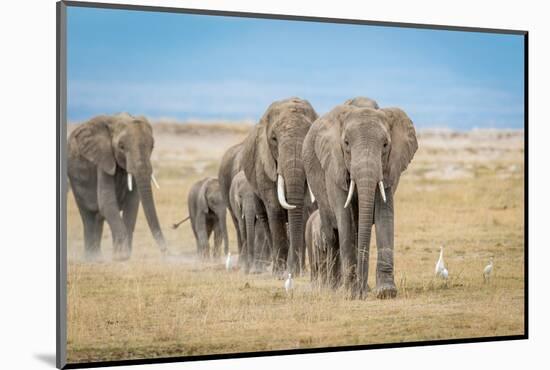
[172,215,190,229]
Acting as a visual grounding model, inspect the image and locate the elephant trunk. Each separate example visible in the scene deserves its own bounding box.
[354,157,380,298]
[283,166,305,276]
[135,172,167,253]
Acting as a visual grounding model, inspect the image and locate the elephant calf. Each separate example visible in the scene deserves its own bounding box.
[173,177,228,259]
[229,171,270,273]
[305,210,338,286]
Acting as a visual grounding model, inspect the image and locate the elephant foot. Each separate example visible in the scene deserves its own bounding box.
[113,248,131,262]
[84,250,104,263]
[272,269,286,280]
[113,250,131,262]
[249,264,263,274]
[376,283,397,299]
[357,284,371,300]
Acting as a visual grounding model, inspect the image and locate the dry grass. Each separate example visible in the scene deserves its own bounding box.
[66,122,525,364]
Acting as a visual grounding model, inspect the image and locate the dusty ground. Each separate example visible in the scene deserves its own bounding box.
[66,122,525,364]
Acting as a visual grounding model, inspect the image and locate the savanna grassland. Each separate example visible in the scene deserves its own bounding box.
[66,122,525,364]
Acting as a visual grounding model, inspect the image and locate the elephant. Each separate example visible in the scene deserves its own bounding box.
[218,143,246,253]
[241,97,318,276]
[173,177,228,259]
[305,209,335,285]
[302,97,418,298]
[67,113,167,260]
[229,171,270,273]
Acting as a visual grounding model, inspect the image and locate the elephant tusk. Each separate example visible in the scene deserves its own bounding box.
[344,180,355,209]
[307,182,316,203]
[127,173,133,191]
[378,181,386,203]
[277,174,296,210]
[151,173,160,189]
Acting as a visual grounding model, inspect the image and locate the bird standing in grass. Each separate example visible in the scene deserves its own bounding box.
[284,273,293,294]
[435,246,447,278]
[225,252,233,271]
[483,257,494,282]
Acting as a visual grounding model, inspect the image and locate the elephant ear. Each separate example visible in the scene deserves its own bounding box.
[313,107,350,191]
[240,122,277,189]
[72,116,116,175]
[198,178,214,214]
[381,107,418,192]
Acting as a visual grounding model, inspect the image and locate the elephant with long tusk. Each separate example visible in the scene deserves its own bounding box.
[127,173,159,191]
[302,97,418,299]
[240,97,319,276]
[67,113,167,261]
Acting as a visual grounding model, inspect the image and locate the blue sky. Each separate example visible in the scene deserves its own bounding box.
[67,7,525,129]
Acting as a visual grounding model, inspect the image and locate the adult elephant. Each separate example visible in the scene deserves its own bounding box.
[229,171,269,273]
[241,97,318,276]
[68,113,166,260]
[173,177,228,259]
[302,98,418,298]
[218,143,245,255]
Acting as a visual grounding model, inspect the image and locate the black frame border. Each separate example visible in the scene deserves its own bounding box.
[56,1,529,369]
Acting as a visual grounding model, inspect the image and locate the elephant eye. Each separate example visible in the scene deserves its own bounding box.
[271,135,277,143]
[383,142,388,148]
[119,142,125,150]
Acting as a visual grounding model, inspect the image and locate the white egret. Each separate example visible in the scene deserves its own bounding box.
[435,246,446,278]
[225,252,233,271]
[483,257,494,282]
[284,273,293,294]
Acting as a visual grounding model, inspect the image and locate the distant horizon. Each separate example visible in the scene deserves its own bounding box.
[67,7,525,129]
[67,115,525,132]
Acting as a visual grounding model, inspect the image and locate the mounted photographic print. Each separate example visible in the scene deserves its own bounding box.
[56,1,528,368]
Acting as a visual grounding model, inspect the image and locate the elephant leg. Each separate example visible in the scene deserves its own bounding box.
[190,219,201,256]
[195,216,210,260]
[300,236,307,274]
[212,220,223,259]
[78,207,104,261]
[229,210,242,256]
[267,208,287,277]
[239,218,248,267]
[219,212,229,257]
[337,211,357,296]
[305,226,314,282]
[317,209,340,289]
[205,218,214,259]
[374,186,396,299]
[257,210,272,269]
[121,186,139,254]
[253,220,267,272]
[97,170,130,261]
[244,212,256,274]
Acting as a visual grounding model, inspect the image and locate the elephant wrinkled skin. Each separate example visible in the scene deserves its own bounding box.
[241,97,318,276]
[67,113,167,261]
[229,171,270,273]
[302,97,418,298]
[176,177,229,259]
